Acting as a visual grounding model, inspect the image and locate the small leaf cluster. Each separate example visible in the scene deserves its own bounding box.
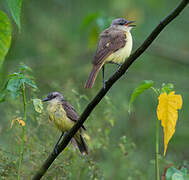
[165,166,189,180]
[129,80,183,154]
[0,64,37,102]
[129,81,175,109]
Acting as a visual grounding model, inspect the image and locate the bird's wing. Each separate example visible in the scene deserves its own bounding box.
[93,27,126,66]
[62,100,86,130]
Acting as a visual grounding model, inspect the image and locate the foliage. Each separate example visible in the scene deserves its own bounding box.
[157,91,182,155]
[129,80,154,112]
[10,117,25,128]
[165,166,189,180]
[0,64,37,180]
[32,98,43,113]
[0,11,12,69]
[129,81,183,156]
[130,81,183,179]
[0,0,23,69]
[6,0,23,31]
[0,63,37,101]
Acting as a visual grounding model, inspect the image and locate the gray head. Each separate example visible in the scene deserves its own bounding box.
[111,18,135,31]
[42,92,65,102]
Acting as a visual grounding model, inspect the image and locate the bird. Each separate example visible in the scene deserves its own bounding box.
[84,18,135,89]
[42,92,89,155]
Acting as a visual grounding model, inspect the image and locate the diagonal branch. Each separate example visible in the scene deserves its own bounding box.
[32,0,189,179]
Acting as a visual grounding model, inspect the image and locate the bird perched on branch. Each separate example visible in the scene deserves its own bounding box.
[43,92,89,155]
[84,18,136,89]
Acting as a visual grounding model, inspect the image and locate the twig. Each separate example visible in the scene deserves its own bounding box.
[18,83,27,180]
[32,0,189,179]
[155,118,160,180]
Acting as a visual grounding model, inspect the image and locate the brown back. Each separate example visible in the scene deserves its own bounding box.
[93,26,126,66]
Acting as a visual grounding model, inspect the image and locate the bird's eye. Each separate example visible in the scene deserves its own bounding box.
[53,94,58,98]
[119,22,125,25]
[48,94,54,99]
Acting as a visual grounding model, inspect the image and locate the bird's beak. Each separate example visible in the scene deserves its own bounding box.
[125,21,136,27]
[42,97,50,102]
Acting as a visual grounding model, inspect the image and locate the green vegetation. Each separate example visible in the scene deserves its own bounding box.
[0,0,189,179]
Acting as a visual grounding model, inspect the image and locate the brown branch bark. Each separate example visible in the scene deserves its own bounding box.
[32,0,189,179]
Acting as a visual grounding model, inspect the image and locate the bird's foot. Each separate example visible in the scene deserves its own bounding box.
[53,132,65,155]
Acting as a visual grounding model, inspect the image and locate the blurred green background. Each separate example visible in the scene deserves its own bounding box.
[0,0,189,179]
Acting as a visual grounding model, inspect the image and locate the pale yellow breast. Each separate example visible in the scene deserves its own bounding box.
[47,99,75,132]
[106,31,133,64]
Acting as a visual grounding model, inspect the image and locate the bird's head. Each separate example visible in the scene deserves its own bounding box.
[111,18,136,31]
[42,92,65,102]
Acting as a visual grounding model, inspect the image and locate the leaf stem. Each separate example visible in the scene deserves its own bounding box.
[151,87,159,96]
[17,83,27,180]
[155,118,160,180]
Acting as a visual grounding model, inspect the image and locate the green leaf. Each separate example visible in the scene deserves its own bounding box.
[180,167,188,174]
[19,63,32,73]
[166,167,189,180]
[0,11,12,69]
[0,92,6,102]
[109,119,114,127]
[166,167,180,180]
[6,78,22,99]
[172,173,184,180]
[21,76,38,89]
[32,98,43,113]
[129,80,154,112]
[8,72,19,78]
[6,0,22,31]
[161,83,174,94]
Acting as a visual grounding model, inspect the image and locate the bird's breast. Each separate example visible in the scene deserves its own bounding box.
[47,102,74,132]
[106,31,133,64]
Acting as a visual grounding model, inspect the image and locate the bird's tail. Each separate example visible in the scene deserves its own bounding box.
[84,65,101,88]
[72,135,89,155]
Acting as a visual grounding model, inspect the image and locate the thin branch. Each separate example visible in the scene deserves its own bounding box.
[32,0,189,179]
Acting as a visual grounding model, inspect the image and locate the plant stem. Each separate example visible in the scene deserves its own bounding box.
[151,87,159,96]
[17,83,27,180]
[155,118,160,180]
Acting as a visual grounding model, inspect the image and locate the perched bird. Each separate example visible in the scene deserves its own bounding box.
[84,18,135,89]
[43,92,89,155]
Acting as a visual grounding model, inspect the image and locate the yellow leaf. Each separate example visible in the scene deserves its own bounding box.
[10,117,25,128]
[157,91,182,156]
[10,119,16,128]
[32,98,43,113]
[17,119,25,127]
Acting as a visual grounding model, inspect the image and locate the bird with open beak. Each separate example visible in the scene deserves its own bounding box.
[85,18,136,89]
